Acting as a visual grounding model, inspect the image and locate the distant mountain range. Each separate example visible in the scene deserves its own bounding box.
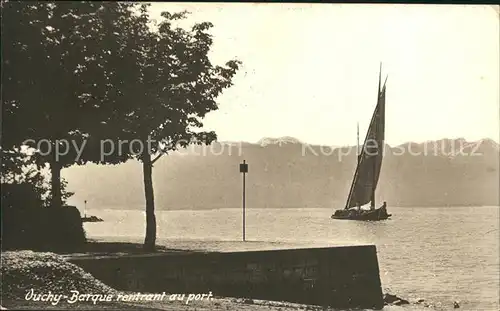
[64,137,499,210]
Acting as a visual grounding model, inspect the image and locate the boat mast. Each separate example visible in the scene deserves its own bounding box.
[371,150,376,208]
[371,63,383,208]
[356,122,360,163]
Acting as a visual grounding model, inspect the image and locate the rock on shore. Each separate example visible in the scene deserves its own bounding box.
[383,293,410,306]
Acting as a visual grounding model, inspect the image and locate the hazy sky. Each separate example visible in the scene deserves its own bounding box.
[148,3,499,146]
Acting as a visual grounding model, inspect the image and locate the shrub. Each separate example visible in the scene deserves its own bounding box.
[2,204,86,252]
[1,250,117,300]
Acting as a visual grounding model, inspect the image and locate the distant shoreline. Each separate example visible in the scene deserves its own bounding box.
[78,205,500,212]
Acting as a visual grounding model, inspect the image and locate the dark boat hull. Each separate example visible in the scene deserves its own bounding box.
[331,206,391,221]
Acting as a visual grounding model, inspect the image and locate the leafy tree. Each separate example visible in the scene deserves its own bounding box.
[95,7,241,251]
[1,149,74,207]
[1,1,144,207]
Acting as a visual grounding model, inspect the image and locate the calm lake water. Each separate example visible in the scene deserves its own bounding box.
[83,206,499,311]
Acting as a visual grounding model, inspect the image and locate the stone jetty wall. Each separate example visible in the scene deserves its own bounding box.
[68,245,384,309]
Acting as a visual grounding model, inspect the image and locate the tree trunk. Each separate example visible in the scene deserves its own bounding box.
[142,152,156,251]
[50,156,62,208]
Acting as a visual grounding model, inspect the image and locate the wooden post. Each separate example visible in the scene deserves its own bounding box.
[239,160,248,241]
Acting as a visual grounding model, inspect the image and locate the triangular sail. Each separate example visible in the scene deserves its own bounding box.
[344,69,387,209]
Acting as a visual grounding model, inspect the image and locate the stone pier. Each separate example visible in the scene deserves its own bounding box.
[68,244,384,309]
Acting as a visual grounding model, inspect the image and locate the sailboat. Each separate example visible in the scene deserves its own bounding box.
[331,64,391,221]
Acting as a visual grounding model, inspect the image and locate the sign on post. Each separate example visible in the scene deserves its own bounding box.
[240,161,248,173]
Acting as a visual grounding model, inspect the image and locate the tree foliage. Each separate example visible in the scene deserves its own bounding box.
[1,150,74,207]
[91,6,241,160]
[1,1,147,206]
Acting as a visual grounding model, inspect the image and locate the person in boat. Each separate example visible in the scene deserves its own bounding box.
[380,201,387,214]
[355,202,362,214]
[379,201,386,211]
